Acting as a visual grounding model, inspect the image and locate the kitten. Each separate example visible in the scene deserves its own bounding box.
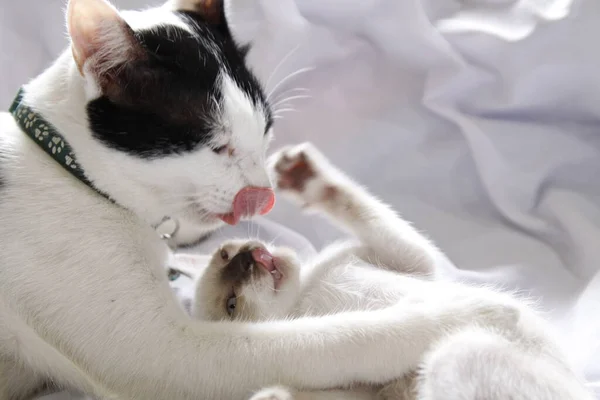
[0,0,516,399]
[175,142,594,400]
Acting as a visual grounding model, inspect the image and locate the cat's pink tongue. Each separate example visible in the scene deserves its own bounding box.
[251,248,275,272]
[218,187,275,225]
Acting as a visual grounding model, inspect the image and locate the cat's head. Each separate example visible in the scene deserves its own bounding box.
[65,0,276,241]
[189,239,301,321]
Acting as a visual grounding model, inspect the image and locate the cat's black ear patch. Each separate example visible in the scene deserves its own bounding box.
[86,22,221,158]
[86,11,270,159]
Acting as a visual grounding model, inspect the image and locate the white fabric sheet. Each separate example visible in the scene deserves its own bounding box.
[2,0,599,397]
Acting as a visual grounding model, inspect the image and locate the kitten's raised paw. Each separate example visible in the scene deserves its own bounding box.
[248,386,295,400]
[270,143,319,192]
[269,142,341,207]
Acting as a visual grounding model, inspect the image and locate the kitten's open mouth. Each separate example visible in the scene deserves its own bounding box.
[251,248,284,289]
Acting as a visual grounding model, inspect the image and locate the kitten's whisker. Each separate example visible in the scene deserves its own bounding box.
[267,233,283,246]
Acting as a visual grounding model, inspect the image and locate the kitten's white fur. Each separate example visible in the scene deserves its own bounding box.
[179,143,593,400]
[0,1,523,399]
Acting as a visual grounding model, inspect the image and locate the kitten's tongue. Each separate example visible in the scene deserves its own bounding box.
[251,248,276,272]
[252,248,283,285]
[218,187,275,225]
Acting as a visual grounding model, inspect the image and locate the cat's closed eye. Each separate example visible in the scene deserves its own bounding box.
[212,145,228,155]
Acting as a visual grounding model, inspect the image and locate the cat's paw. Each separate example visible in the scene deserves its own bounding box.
[248,386,295,400]
[269,142,342,208]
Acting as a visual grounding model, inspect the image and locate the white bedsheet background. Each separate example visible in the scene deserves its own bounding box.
[2,0,599,397]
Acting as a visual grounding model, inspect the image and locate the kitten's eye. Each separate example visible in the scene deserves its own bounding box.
[212,145,227,155]
[167,268,181,281]
[226,294,237,316]
[220,249,229,261]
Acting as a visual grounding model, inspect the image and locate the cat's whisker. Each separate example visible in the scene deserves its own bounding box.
[265,44,302,96]
[276,86,310,95]
[253,221,261,241]
[271,87,310,104]
[267,66,315,102]
[249,213,260,240]
[266,232,283,247]
[273,108,298,118]
[272,95,312,110]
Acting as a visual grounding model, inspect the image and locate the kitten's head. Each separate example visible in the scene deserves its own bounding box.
[191,239,301,321]
[65,0,275,236]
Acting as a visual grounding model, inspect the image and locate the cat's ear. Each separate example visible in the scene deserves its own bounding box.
[67,0,143,78]
[166,0,223,24]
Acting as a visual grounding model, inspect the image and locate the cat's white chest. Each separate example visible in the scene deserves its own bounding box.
[294,263,417,317]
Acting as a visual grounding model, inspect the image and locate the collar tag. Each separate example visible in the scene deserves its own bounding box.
[155,216,179,248]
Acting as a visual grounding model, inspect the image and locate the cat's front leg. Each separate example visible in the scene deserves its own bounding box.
[249,386,296,400]
[249,386,377,400]
[269,143,438,276]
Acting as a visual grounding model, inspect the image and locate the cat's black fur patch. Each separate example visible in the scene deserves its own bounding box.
[87,11,271,159]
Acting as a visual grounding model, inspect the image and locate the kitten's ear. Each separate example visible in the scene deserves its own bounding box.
[166,0,223,24]
[67,0,143,77]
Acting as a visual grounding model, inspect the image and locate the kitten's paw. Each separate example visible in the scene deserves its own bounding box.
[269,142,322,192]
[249,386,295,400]
[269,142,341,208]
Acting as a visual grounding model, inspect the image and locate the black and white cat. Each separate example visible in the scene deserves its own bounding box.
[0,0,519,399]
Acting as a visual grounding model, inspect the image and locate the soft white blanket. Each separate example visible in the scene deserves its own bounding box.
[2,0,598,398]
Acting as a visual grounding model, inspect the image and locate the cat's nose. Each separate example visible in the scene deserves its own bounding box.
[229,250,255,272]
[219,187,275,225]
[221,250,255,282]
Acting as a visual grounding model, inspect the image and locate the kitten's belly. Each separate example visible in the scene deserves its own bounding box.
[295,264,413,317]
